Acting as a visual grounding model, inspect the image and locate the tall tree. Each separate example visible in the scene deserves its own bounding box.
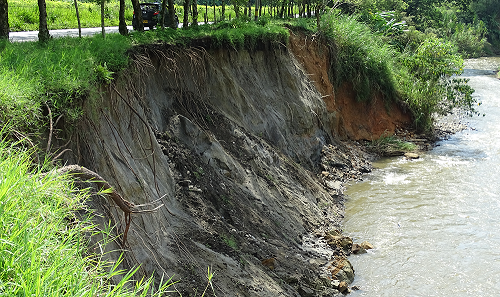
[231,0,241,18]
[0,0,8,40]
[183,0,190,27]
[100,0,105,38]
[221,0,225,21]
[73,0,82,38]
[38,0,50,42]
[131,0,144,31]
[191,0,198,26]
[161,0,167,28]
[119,0,128,35]
[168,0,176,28]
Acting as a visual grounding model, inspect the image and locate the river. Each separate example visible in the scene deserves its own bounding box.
[344,57,500,296]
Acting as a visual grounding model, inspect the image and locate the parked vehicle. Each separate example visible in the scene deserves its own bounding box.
[132,2,179,30]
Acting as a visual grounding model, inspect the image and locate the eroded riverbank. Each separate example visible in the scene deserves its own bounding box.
[343,57,500,296]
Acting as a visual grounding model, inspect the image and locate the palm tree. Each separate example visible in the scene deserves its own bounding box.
[38,0,50,42]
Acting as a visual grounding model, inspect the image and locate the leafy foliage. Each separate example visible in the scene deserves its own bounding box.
[398,37,479,129]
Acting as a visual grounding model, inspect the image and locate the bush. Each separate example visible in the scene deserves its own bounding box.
[398,36,479,130]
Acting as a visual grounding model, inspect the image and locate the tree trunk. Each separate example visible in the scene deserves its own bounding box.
[221,0,225,21]
[73,0,82,38]
[254,0,258,20]
[231,0,239,18]
[38,0,50,42]
[183,0,190,28]
[161,0,167,28]
[119,0,128,35]
[131,0,144,31]
[0,0,9,40]
[315,3,321,30]
[168,0,176,29]
[279,0,285,18]
[101,0,105,38]
[191,0,198,26]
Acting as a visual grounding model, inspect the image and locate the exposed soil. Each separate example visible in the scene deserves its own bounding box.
[288,31,412,141]
[65,32,422,297]
[151,99,374,296]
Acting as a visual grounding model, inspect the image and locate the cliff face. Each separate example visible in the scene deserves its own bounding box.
[67,36,409,296]
[289,31,411,140]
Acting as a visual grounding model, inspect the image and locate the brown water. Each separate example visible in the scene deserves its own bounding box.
[344,57,500,296]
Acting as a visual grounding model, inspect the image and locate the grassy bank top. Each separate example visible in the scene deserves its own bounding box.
[0,13,479,142]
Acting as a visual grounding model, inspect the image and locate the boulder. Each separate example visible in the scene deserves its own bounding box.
[404,152,419,159]
[360,241,374,250]
[338,281,349,293]
[351,243,367,254]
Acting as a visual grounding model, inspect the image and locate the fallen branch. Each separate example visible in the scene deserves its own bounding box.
[49,164,163,246]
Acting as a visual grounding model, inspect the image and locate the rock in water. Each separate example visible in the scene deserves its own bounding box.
[404,152,419,159]
[360,241,374,250]
[352,243,367,254]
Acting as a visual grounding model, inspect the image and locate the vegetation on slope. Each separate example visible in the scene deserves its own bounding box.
[0,136,173,296]
[0,0,494,293]
[0,13,481,137]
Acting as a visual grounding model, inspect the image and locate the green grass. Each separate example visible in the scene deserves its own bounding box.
[0,136,174,296]
[0,19,288,138]
[0,34,130,133]
[9,0,135,31]
[367,133,417,154]
[319,12,399,102]
[129,19,288,49]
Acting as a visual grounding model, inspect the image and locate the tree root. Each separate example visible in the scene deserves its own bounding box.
[51,164,163,246]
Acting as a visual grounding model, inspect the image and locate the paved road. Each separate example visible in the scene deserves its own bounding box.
[9,26,134,42]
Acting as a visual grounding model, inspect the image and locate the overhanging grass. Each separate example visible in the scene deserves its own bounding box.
[0,20,288,136]
[0,137,173,296]
[0,34,130,132]
[320,12,399,102]
[129,19,289,49]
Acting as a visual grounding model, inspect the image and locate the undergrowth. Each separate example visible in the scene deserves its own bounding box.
[0,136,174,296]
[367,133,417,155]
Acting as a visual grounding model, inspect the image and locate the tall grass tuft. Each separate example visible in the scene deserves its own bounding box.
[0,135,174,296]
[320,12,399,102]
[0,34,131,133]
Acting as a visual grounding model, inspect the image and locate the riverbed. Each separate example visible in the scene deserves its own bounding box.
[344,57,500,296]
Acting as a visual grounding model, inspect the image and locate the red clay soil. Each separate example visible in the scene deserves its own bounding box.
[288,31,412,140]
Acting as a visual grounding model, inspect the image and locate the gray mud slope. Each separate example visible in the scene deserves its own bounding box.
[68,44,371,296]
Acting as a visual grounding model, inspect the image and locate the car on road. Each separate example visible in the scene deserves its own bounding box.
[132,2,179,30]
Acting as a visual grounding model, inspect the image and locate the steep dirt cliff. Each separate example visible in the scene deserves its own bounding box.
[288,31,411,140]
[64,36,410,296]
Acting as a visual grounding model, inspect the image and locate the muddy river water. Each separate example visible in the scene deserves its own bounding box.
[344,57,500,296]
